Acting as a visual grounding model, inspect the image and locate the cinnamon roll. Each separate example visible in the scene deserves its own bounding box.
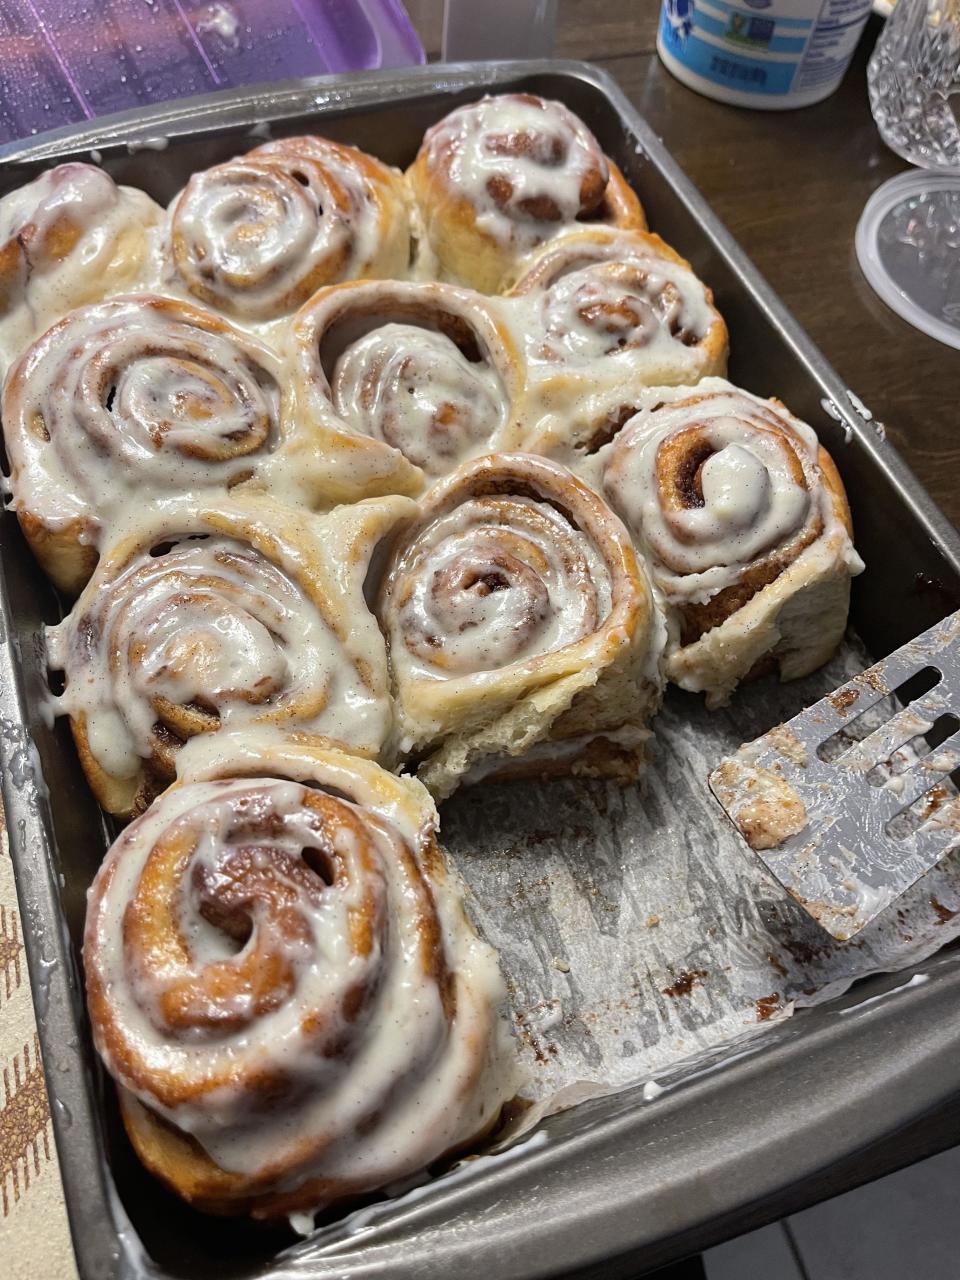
[46,493,414,816]
[596,379,863,706]
[506,228,728,459]
[408,94,645,293]
[168,136,411,322]
[286,279,527,502]
[83,734,516,1218]
[0,163,162,370]
[0,295,300,594]
[377,453,664,798]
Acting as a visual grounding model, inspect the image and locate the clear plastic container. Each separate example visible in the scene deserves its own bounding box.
[0,0,423,143]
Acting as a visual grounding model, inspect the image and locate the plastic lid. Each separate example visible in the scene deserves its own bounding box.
[855,170,960,351]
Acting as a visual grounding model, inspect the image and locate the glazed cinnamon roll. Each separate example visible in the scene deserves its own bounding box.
[286,279,528,502]
[0,163,162,370]
[83,734,516,1218]
[46,493,414,816]
[506,228,728,459]
[0,295,299,594]
[596,380,863,705]
[168,136,411,322]
[377,453,664,798]
[408,94,645,293]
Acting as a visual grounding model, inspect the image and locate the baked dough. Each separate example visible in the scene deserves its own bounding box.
[168,135,411,321]
[285,278,530,501]
[46,493,415,815]
[408,93,645,293]
[594,379,863,705]
[378,452,664,797]
[83,733,516,1218]
[507,227,728,459]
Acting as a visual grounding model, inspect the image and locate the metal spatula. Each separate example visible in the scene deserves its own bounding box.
[709,611,960,941]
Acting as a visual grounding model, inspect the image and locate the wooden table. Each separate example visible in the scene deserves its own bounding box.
[407,0,958,525]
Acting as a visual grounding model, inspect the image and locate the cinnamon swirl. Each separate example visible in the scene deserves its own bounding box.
[83,734,516,1218]
[377,453,664,798]
[506,228,728,459]
[596,379,863,705]
[46,494,414,816]
[408,94,645,293]
[286,279,528,501]
[1,295,298,593]
[168,136,411,322]
[0,163,162,371]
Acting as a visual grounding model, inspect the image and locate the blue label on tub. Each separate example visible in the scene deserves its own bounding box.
[660,0,814,95]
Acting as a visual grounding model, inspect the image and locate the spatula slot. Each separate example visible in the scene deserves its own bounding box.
[885,774,960,841]
[865,712,960,786]
[816,666,943,763]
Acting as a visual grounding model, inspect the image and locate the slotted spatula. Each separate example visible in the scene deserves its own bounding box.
[709,611,960,941]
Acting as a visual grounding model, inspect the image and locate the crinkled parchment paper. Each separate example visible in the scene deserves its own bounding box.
[441,634,960,1104]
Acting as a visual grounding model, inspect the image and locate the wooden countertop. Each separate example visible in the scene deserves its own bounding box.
[406,1,959,526]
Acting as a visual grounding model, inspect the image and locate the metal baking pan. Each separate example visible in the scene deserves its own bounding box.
[2,60,960,1280]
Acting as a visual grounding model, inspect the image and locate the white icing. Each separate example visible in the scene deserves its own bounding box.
[505,254,720,452]
[330,323,505,475]
[599,381,847,601]
[2,295,282,536]
[288,1210,316,1237]
[46,497,408,783]
[168,138,409,321]
[698,444,771,524]
[420,95,609,251]
[526,258,713,365]
[287,279,523,497]
[83,757,515,1204]
[390,494,611,681]
[407,197,442,282]
[0,164,162,375]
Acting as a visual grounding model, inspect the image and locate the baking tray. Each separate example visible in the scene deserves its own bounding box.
[2,61,960,1280]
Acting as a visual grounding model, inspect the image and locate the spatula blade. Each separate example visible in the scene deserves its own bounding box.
[708,611,960,941]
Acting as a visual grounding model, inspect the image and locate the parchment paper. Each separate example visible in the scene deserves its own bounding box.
[441,634,960,1103]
